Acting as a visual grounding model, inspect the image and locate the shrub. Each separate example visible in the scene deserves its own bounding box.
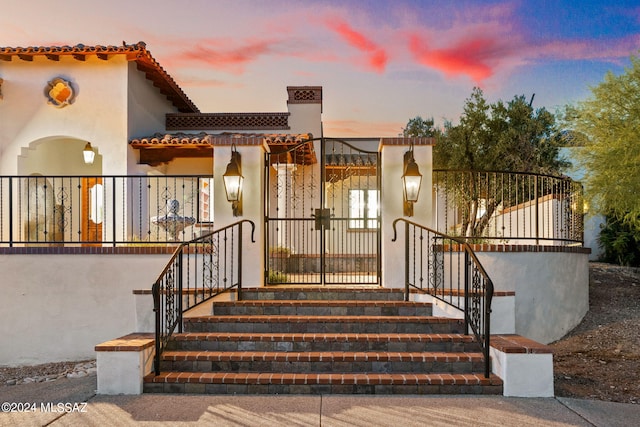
[598,214,640,267]
[268,270,289,283]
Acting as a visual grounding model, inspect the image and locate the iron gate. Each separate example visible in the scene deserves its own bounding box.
[265,137,380,285]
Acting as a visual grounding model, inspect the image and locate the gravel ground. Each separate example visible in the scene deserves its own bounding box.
[0,360,96,387]
[550,263,640,404]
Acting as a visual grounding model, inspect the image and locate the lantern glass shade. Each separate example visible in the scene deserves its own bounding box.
[402,158,422,203]
[83,142,95,164]
[222,155,243,202]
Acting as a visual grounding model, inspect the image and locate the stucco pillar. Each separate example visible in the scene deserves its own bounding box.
[212,138,265,287]
[380,138,433,288]
[273,163,297,248]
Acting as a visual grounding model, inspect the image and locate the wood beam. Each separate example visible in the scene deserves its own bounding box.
[137,147,213,166]
[97,53,110,61]
[45,54,60,61]
[17,54,33,61]
[0,54,11,61]
[72,54,86,61]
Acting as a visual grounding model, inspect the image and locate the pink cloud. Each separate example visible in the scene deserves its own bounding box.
[326,20,388,73]
[177,76,236,88]
[175,39,277,74]
[408,33,517,84]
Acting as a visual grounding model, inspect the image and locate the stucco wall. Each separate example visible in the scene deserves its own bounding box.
[0,56,129,175]
[0,254,169,366]
[127,62,176,139]
[381,143,433,288]
[0,56,181,178]
[287,103,322,136]
[474,250,589,344]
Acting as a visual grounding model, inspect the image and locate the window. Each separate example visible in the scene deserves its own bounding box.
[349,189,379,229]
[198,178,214,222]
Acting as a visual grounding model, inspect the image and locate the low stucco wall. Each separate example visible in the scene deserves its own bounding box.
[0,252,170,366]
[0,245,589,366]
[472,247,590,344]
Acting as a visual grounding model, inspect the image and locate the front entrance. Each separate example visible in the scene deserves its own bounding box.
[265,138,380,285]
[81,177,103,243]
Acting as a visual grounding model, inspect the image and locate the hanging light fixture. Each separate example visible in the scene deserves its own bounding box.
[402,146,422,216]
[222,144,243,216]
[83,142,96,165]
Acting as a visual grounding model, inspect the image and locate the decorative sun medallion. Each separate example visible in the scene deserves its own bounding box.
[45,77,75,107]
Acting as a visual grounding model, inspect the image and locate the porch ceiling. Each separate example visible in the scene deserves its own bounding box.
[266,135,317,166]
[130,132,317,166]
[129,133,214,166]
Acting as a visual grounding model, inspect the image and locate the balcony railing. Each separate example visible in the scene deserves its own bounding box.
[0,175,214,246]
[433,170,584,245]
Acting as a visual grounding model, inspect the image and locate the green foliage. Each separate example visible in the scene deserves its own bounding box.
[402,116,439,138]
[269,245,291,256]
[406,88,569,238]
[564,55,640,226]
[268,270,289,283]
[433,87,567,173]
[598,214,640,267]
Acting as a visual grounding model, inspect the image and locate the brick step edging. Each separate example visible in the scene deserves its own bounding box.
[185,315,461,323]
[144,371,502,386]
[212,300,433,307]
[173,332,475,343]
[160,350,485,363]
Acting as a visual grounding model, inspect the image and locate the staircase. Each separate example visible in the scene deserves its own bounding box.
[143,287,503,394]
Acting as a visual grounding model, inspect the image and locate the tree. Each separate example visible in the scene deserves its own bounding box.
[402,116,439,138]
[564,55,640,227]
[434,87,566,172]
[405,87,568,237]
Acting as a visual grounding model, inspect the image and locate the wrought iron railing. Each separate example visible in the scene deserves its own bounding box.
[434,169,584,245]
[392,218,493,378]
[0,175,214,246]
[152,220,255,375]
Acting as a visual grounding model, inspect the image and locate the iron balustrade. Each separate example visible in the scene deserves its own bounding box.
[392,218,493,378]
[152,220,255,375]
[0,175,214,246]
[433,169,584,245]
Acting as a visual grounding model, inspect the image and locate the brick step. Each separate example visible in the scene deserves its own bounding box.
[168,332,478,353]
[184,315,464,334]
[159,350,486,373]
[211,300,432,316]
[143,372,503,395]
[240,287,405,301]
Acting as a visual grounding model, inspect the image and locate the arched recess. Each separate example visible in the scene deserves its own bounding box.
[18,136,102,176]
[17,137,104,244]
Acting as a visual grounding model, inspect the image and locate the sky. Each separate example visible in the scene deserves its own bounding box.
[2,0,639,136]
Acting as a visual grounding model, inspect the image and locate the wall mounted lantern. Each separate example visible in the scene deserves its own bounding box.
[402,147,422,216]
[83,142,96,164]
[222,144,243,216]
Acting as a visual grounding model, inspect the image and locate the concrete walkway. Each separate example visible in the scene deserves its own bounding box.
[1,376,639,426]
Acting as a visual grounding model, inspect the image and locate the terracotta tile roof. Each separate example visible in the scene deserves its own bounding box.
[129,132,312,146]
[129,132,315,166]
[130,132,216,146]
[0,42,199,113]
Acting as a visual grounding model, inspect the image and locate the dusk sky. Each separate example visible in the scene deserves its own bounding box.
[2,0,639,136]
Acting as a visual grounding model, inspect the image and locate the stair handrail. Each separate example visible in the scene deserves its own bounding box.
[392,218,493,378]
[152,219,255,375]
